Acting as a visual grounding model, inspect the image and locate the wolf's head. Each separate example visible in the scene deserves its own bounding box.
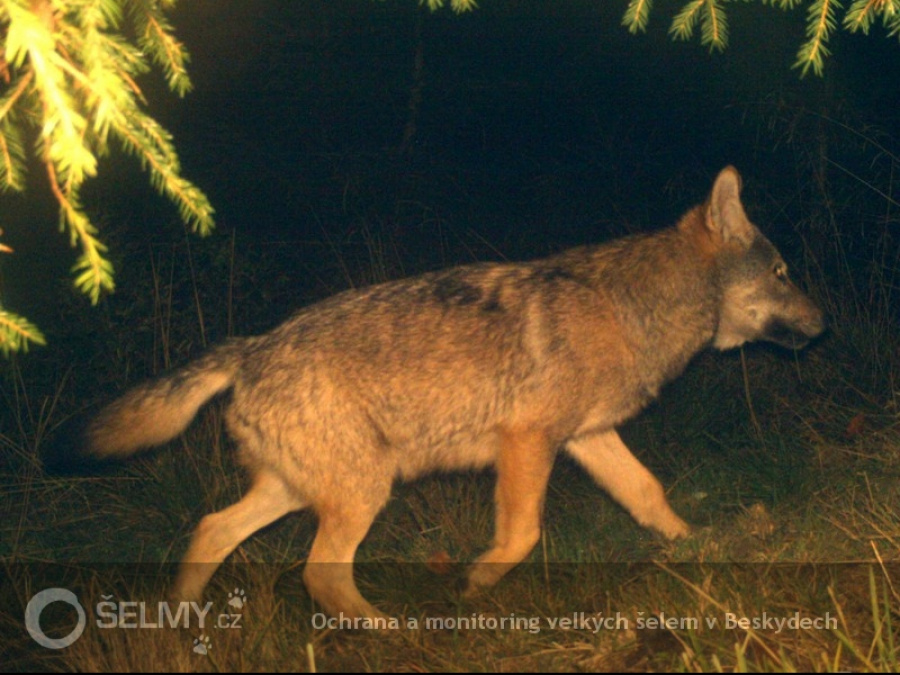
[696,167,825,351]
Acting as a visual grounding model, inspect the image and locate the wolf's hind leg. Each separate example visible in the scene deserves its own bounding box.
[302,473,392,621]
[172,469,305,601]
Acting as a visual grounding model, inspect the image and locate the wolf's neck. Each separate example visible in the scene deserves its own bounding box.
[601,231,720,395]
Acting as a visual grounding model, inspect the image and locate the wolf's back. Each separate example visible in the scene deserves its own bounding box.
[82,338,248,460]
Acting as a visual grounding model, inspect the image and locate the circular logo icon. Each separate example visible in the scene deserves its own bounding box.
[25,588,86,649]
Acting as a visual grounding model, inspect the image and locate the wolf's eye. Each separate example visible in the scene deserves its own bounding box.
[774,264,788,282]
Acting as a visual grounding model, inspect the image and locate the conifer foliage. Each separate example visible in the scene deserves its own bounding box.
[0,0,213,354]
[623,0,900,76]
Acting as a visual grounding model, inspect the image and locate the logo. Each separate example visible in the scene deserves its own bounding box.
[25,588,87,650]
[24,587,246,653]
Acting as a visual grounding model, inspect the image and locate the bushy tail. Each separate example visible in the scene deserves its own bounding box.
[83,339,249,460]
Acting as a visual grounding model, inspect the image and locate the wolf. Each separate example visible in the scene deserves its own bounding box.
[56,166,824,620]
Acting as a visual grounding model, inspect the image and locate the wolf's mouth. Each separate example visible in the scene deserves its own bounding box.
[762,317,825,350]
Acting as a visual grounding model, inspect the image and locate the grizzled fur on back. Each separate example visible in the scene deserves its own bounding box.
[51,166,825,621]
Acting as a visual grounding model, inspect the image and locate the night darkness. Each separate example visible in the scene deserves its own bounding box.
[3,0,900,670]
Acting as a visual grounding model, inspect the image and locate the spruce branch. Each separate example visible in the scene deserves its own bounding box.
[623,0,654,33]
[0,309,46,356]
[420,0,478,12]
[0,68,32,120]
[844,0,882,32]
[449,0,478,12]
[0,115,26,191]
[632,0,900,73]
[700,0,729,52]
[761,0,805,10]
[670,0,729,52]
[127,0,192,96]
[844,0,900,35]
[45,160,115,302]
[0,229,44,356]
[670,0,706,42]
[111,114,214,234]
[0,0,214,354]
[796,0,842,76]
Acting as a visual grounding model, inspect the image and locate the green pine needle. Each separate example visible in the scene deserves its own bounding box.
[844,0,900,35]
[0,309,47,356]
[420,0,478,13]
[670,0,705,41]
[670,0,728,53]
[0,0,216,353]
[0,118,26,192]
[623,0,654,34]
[701,0,729,52]
[795,0,842,77]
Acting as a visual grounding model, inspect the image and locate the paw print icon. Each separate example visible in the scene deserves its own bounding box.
[192,635,211,655]
[228,588,247,610]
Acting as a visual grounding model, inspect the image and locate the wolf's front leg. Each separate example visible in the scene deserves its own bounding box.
[464,428,555,595]
[565,430,690,539]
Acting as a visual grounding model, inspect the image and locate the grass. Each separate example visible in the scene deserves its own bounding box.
[2,125,900,670]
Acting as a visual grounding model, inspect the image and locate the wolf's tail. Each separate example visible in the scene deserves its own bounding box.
[80,338,249,461]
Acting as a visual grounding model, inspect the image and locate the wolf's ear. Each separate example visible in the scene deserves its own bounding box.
[707,166,755,247]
